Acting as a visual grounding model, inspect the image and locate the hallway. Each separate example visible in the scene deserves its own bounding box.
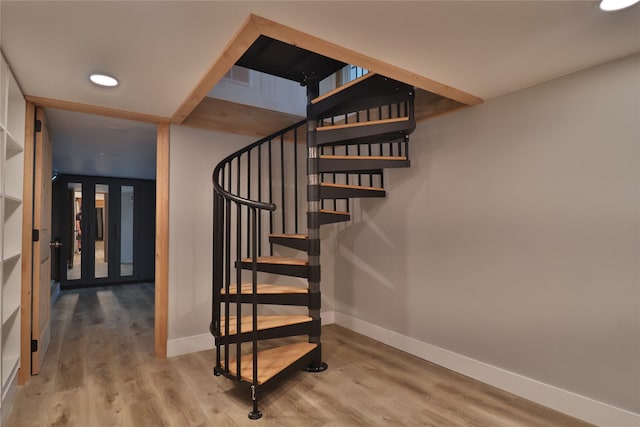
[5,284,589,426]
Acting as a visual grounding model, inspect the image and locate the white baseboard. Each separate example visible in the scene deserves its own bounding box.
[167,333,213,358]
[168,311,337,358]
[333,312,639,427]
[321,310,335,325]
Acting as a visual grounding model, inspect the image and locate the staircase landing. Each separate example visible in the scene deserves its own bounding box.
[236,35,346,84]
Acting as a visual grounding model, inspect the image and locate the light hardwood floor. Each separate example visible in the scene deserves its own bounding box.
[6,283,592,426]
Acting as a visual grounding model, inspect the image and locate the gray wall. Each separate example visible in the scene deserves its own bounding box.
[333,54,640,413]
[168,125,254,341]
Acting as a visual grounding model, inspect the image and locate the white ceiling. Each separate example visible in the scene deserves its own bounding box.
[1,1,640,178]
[46,109,157,180]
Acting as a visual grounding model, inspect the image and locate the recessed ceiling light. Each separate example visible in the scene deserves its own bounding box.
[600,0,640,11]
[89,73,118,87]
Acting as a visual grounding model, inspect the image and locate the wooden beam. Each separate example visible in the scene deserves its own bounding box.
[19,101,36,385]
[24,96,169,124]
[171,15,262,124]
[249,14,483,107]
[155,122,170,359]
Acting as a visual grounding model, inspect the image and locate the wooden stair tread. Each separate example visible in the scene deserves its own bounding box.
[227,342,317,385]
[311,73,377,105]
[222,284,307,295]
[220,315,312,336]
[316,116,409,132]
[320,154,407,161]
[320,182,384,192]
[320,208,350,216]
[268,233,308,240]
[241,256,307,266]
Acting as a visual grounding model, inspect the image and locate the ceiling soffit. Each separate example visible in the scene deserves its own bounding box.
[172,14,483,126]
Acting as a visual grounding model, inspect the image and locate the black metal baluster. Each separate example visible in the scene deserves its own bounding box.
[236,202,242,382]
[280,135,286,234]
[268,139,273,255]
[293,127,299,234]
[367,109,373,185]
[321,146,325,211]
[224,195,231,373]
[212,191,221,375]
[332,144,337,212]
[405,134,409,159]
[247,151,251,258]
[249,207,261,420]
[258,145,262,256]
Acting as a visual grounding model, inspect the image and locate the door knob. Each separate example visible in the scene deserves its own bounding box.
[50,241,62,248]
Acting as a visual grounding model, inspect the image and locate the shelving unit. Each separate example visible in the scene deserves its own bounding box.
[0,52,26,423]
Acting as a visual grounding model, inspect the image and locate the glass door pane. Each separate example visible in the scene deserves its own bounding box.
[66,183,82,281]
[120,186,134,276]
[95,184,109,279]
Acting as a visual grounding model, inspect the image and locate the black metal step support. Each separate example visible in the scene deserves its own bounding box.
[304,73,328,373]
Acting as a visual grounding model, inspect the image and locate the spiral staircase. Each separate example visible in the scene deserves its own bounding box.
[210,36,415,419]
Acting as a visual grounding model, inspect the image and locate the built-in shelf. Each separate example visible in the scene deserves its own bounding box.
[1,307,20,371]
[0,60,6,127]
[2,255,21,325]
[2,195,21,207]
[5,132,23,157]
[1,305,19,327]
[1,253,20,265]
[1,52,25,416]
[1,355,19,397]
[1,360,18,404]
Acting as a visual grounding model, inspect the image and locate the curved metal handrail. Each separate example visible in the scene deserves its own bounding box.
[212,118,307,211]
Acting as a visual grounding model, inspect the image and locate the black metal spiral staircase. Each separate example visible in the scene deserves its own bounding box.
[210,37,415,419]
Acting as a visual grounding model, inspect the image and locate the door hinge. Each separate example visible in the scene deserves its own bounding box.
[31,339,38,352]
[35,119,42,133]
[32,229,40,242]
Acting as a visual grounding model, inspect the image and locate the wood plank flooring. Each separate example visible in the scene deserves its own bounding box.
[5,283,592,426]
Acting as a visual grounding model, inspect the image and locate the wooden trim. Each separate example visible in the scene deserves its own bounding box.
[320,182,384,192]
[316,116,408,132]
[222,284,308,295]
[268,233,308,239]
[24,96,169,124]
[311,72,377,104]
[170,15,262,124]
[154,122,170,359]
[241,256,307,266]
[320,208,350,216]
[320,154,407,161]
[249,14,483,106]
[19,101,36,385]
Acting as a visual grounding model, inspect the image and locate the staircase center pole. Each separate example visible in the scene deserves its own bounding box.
[304,73,327,372]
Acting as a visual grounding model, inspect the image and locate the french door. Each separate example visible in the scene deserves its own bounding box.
[54,175,155,288]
